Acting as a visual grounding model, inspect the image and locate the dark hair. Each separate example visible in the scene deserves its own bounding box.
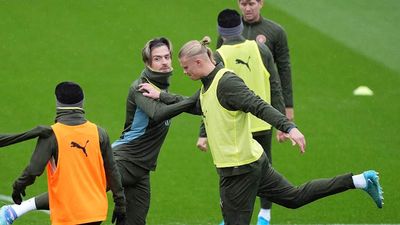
[142,37,172,65]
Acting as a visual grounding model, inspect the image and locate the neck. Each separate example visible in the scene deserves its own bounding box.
[203,63,216,78]
[55,108,86,125]
[142,67,172,89]
[244,14,261,24]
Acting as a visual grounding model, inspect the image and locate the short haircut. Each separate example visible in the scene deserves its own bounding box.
[142,37,172,65]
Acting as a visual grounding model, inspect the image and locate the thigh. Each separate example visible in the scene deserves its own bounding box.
[124,172,151,225]
[258,165,354,208]
[220,168,261,225]
[117,161,148,187]
[258,164,297,207]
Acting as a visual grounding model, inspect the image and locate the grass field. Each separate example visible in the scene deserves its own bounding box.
[1,1,399,224]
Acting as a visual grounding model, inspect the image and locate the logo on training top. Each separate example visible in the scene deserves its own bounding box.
[70,140,89,157]
[235,56,251,71]
[256,34,267,44]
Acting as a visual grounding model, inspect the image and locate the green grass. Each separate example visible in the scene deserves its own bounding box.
[1,1,399,224]
[268,0,400,73]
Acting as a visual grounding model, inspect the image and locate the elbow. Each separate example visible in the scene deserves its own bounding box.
[151,113,168,123]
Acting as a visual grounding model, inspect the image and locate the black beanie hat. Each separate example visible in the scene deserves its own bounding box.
[218,9,241,28]
[55,81,84,105]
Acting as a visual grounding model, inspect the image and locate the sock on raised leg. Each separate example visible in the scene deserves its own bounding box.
[10,197,37,217]
[258,208,271,221]
[352,173,367,189]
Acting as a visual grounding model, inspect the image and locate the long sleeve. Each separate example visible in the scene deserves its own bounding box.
[217,73,295,132]
[158,91,204,137]
[13,135,55,191]
[242,17,294,107]
[274,27,293,107]
[159,91,187,104]
[97,127,126,208]
[135,88,201,122]
[0,126,52,148]
[214,39,285,115]
[258,42,285,114]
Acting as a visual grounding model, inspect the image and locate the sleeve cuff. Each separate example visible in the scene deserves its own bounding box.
[286,124,296,133]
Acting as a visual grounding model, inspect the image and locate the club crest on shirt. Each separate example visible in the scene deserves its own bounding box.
[256,35,267,44]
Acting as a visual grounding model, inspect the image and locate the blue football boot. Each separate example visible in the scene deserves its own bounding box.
[0,205,17,225]
[363,170,384,208]
[256,216,270,225]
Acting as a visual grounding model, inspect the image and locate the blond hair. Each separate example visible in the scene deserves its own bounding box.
[178,36,215,64]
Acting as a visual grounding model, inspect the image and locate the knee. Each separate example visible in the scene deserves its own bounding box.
[286,203,302,209]
[278,199,304,209]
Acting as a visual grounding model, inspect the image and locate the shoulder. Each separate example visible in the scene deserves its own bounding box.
[261,17,286,33]
[129,78,142,90]
[127,78,144,100]
[219,71,245,87]
[85,121,108,137]
[95,125,110,143]
[256,41,272,55]
[262,17,284,29]
[96,125,107,134]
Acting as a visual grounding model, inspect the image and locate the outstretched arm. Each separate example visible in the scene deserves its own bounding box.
[217,73,306,153]
[12,135,55,204]
[0,126,52,148]
[138,83,202,120]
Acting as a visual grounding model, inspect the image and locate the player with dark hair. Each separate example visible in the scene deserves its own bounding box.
[110,37,199,225]
[0,37,200,225]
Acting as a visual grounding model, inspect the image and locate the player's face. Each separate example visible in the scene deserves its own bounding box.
[238,0,263,23]
[150,45,172,73]
[179,56,203,80]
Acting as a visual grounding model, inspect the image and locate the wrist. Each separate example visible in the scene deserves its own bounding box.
[286,125,296,133]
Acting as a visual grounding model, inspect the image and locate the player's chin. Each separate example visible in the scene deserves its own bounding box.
[188,75,199,81]
[244,14,255,21]
[159,67,172,73]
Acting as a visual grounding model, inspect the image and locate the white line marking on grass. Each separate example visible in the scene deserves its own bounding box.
[0,194,12,202]
[0,194,50,215]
